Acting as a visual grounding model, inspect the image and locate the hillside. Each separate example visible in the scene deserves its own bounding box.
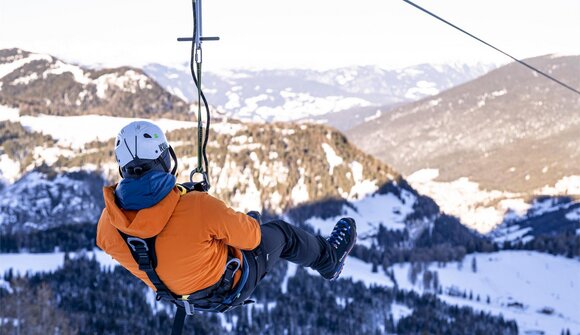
[0,48,190,118]
[348,54,580,194]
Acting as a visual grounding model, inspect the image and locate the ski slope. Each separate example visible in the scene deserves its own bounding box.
[390,251,580,335]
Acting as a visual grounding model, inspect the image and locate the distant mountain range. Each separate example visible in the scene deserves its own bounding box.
[144,62,495,126]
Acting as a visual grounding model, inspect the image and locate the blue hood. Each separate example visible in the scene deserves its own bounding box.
[115,170,176,210]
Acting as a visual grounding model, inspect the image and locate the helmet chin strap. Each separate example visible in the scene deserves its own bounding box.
[169,146,178,175]
[155,146,178,176]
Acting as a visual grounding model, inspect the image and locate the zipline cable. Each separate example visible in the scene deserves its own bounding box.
[402,0,580,96]
[178,0,219,191]
[190,0,211,176]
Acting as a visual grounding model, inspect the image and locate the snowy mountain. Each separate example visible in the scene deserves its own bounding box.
[144,62,494,125]
[0,48,189,118]
[348,54,580,193]
[349,55,580,233]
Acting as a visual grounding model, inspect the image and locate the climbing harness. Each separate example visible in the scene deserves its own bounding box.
[117,183,251,335]
[177,0,220,192]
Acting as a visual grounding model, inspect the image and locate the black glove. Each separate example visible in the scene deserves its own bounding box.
[247,211,262,225]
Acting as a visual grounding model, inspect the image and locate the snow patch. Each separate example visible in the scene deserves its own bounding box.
[226,90,371,122]
[13,114,197,148]
[537,176,580,195]
[390,303,413,324]
[0,251,119,275]
[43,60,91,84]
[291,171,310,205]
[405,81,439,99]
[407,169,528,233]
[364,110,382,122]
[94,70,152,99]
[0,53,52,80]
[566,207,580,221]
[348,161,378,200]
[0,154,20,183]
[409,170,580,234]
[11,72,39,85]
[321,143,343,175]
[0,105,20,121]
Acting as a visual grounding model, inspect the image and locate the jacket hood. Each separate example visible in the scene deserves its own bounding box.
[102,185,180,238]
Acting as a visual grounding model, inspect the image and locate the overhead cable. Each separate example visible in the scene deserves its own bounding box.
[402,0,580,96]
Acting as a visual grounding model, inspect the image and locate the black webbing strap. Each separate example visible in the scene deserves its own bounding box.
[118,230,188,334]
[117,230,175,300]
[172,307,187,335]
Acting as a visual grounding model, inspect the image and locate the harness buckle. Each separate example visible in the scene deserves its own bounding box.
[225,258,241,273]
[180,296,196,316]
[126,237,148,252]
[183,301,195,316]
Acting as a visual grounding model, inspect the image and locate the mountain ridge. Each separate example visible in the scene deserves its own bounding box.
[0,48,190,118]
[144,61,495,125]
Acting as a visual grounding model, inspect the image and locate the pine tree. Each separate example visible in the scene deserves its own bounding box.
[433,271,439,291]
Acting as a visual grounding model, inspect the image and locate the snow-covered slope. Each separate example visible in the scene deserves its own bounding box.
[407,169,580,234]
[3,249,577,334]
[0,106,197,149]
[144,62,494,124]
[390,251,580,335]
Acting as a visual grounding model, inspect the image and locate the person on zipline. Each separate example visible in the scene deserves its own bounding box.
[96,120,357,311]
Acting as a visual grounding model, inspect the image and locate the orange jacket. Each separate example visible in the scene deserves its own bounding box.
[96,185,261,295]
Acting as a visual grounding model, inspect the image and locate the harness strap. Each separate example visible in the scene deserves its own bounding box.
[117,230,176,301]
[171,307,187,335]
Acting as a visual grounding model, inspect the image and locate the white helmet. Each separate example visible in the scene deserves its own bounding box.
[115,121,177,177]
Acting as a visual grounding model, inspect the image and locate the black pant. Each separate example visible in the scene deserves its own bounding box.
[233,220,337,304]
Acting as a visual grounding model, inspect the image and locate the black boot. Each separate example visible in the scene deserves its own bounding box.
[319,217,357,280]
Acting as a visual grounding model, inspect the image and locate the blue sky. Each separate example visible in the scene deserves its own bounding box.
[1,0,579,70]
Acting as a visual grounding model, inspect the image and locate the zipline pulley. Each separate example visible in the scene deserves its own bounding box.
[177,0,219,192]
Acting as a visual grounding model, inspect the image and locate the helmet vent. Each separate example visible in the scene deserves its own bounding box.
[116,139,120,146]
[143,133,152,138]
